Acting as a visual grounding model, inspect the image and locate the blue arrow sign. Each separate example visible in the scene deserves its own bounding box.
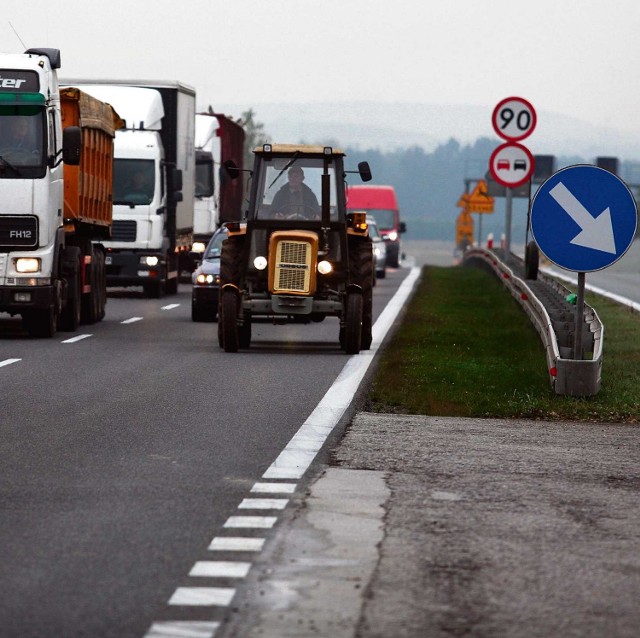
[531,165,638,272]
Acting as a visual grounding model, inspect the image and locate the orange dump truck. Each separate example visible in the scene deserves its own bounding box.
[0,47,122,337]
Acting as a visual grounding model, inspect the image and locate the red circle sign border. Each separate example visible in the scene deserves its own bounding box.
[489,142,536,188]
[492,96,537,142]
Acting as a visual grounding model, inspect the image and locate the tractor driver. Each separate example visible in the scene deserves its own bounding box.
[271,166,320,220]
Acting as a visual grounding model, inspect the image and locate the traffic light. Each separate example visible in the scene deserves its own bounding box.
[596,156,619,175]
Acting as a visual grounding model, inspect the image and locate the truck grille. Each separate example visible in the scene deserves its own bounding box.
[111,220,137,242]
[274,240,312,293]
[0,215,38,249]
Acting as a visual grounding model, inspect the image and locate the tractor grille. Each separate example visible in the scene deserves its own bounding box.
[111,220,137,242]
[274,240,312,293]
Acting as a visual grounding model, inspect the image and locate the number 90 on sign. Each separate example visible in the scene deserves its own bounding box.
[492,97,537,141]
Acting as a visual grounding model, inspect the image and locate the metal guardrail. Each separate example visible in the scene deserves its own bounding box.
[463,247,603,396]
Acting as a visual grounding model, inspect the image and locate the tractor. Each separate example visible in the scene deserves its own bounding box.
[219,143,374,354]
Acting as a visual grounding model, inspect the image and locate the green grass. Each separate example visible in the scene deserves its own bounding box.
[366,266,640,422]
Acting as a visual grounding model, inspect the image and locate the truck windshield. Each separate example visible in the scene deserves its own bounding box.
[255,158,338,221]
[196,160,214,198]
[0,107,46,177]
[113,159,155,205]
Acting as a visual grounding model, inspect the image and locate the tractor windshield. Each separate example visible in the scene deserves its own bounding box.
[255,157,339,221]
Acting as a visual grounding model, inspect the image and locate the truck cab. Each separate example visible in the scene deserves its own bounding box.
[346,184,406,267]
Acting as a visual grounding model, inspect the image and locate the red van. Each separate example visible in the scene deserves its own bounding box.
[346,185,406,267]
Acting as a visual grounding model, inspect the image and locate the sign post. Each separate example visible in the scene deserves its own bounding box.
[531,165,638,359]
[490,97,537,261]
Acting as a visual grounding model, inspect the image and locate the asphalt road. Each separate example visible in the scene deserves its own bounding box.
[0,267,407,638]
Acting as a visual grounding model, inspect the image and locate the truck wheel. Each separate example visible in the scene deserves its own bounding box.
[239,311,252,349]
[143,280,164,299]
[342,291,363,354]
[95,248,107,321]
[81,245,99,325]
[23,305,58,338]
[59,248,81,332]
[220,289,240,352]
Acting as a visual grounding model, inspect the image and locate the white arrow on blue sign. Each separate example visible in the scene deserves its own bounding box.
[531,165,638,272]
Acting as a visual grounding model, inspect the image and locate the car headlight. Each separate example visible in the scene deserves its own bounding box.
[195,273,219,285]
[317,260,333,275]
[15,257,41,273]
[253,256,268,270]
[140,255,160,266]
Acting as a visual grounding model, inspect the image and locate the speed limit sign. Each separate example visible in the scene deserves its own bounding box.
[492,97,537,141]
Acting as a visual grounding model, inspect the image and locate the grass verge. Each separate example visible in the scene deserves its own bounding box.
[366,265,640,422]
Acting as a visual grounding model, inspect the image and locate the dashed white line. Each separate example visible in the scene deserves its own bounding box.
[168,587,235,606]
[208,537,265,552]
[238,498,289,510]
[223,516,277,529]
[0,358,21,368]
[144,621,219,638]
[161,303,181,310]
[61,334,93,344]
[121,317,143,324]
[251,482,297,494]
[189,561,251,578]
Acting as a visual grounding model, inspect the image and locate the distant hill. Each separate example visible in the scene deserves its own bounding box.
[213,101,640,161]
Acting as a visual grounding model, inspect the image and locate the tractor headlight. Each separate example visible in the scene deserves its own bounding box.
[317,260,333,275]
[192,241,206,253]
[15,258,41,273]
[253,256,268,270]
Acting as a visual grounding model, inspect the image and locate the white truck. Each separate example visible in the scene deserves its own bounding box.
[191,112,245,258]
[0,48,120,337]
[61,79,196,297]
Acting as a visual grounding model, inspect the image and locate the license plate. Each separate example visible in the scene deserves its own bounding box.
[105,256,112,265]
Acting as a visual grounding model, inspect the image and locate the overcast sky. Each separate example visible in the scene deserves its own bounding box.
[3,0,640,137]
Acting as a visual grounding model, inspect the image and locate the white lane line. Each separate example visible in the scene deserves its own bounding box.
[238,498,288,510]
[161,303,181,310]
[61,334,93,344]
[189,561,251,578]
[223,516,277,529]
[168,587,235,606]
[0,358,21,368]
[144,621,219,638]
[263,267,421,480]
[121,317,143,324]
[208,536,265,552]
[251,482,297,494]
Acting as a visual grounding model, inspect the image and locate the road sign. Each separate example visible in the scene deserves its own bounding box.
[492,97,537,141]
[457,179,494,213]
[489,142,535,188]
[531,165,638,272]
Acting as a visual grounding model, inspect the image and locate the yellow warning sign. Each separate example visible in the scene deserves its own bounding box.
[457,179,494,214]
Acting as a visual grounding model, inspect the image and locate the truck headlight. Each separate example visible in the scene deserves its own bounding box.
[387,231,398,242]
[140,256,159,266]
[15,258,41,273]
[253,256,268,270]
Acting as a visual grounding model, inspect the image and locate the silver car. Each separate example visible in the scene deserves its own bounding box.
[368,216,387,280]
[191,226,227,321]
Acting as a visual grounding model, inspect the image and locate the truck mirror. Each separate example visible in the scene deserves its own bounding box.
[399,221,407,234]
[358,161,372,182]
[171,191,183,203]
[223,159,240,180]
[62,126,82,165]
